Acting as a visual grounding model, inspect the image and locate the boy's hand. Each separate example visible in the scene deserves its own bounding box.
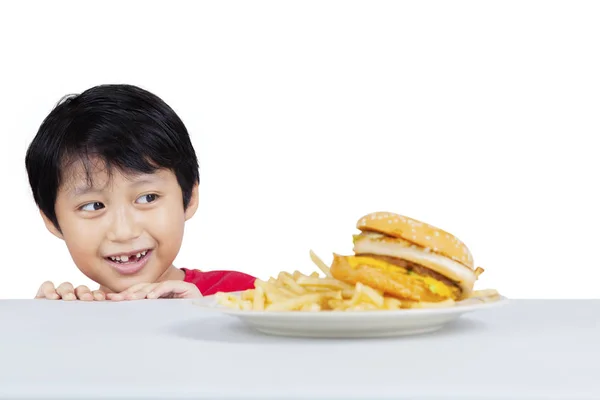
[35,281,107,301]
[106,281,202,301]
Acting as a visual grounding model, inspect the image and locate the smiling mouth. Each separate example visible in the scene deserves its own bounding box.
[106,250,150,264]
[104,249,153,275]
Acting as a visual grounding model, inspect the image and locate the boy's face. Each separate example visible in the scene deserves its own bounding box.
[42,159,198,292]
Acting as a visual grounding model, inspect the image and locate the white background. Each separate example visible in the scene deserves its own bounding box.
[0,1,598,299]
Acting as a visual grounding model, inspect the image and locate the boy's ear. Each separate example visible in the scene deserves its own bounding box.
[184,183,200,221]
[40,210,64,240]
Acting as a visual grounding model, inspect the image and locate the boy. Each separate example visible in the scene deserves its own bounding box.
[26,84,256,301]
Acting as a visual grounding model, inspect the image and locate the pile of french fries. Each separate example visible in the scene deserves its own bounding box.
[215,250,500,312]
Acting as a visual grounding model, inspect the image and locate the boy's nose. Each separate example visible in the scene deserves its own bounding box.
[106,209,142,242]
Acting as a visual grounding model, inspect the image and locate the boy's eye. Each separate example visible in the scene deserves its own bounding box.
[136,194,159,204]
[81,202,105,211]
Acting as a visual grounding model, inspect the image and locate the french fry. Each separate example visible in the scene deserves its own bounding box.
[292,270,305,280]
[265,293,323,311]
[278,272,307,294]
[252,286,266,311]
[254,279,290,302]
[347,286,362,307]
[241,290,255,301]
[215,293,243,309]
[340,287,356,299]
[327,299,346,310]
[383,297,403,310]
[301,303,321,312]
[469,289,499,299]
[355,282,385,307]
[240,300,253,311]
[277,286,298,297]
[320,290,343,300]
[348,303,379,311]
[309,250,333,277]
[296,276,352,291]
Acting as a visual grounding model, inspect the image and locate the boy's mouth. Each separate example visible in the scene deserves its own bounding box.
[107,250,149,263]
[104,249,153,275]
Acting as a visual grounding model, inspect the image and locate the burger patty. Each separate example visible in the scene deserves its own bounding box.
[361,254,460,290]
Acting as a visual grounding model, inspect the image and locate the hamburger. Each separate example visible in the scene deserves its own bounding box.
[330,212,480,302]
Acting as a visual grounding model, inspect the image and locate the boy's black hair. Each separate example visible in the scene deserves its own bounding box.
[25,84,200,230]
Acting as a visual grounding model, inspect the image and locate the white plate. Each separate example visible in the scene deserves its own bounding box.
[194,296,509,338]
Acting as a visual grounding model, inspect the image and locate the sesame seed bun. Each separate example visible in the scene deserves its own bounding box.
[356,211,474,270]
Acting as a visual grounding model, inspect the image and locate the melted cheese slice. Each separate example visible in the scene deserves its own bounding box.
[345,256,457,299]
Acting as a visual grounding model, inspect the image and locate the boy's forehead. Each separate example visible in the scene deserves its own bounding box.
[60,159,165,194]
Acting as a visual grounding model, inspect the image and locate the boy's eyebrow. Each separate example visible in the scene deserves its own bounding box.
[69,186,101,197]
[70,175,163,197]
[129,177,162,186]
[71,185,102,197]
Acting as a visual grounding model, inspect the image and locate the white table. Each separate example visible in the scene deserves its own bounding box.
[0,299,598,399]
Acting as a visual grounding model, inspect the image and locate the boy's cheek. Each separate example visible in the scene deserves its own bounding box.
[148,206,186,231]
[147,210,186,245]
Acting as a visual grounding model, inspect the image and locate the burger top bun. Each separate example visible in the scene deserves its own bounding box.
[356,211,474,270]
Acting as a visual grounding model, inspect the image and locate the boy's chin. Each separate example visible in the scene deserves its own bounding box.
[102,270,162,293]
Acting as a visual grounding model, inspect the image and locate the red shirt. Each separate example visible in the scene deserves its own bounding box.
[181,268,256,296]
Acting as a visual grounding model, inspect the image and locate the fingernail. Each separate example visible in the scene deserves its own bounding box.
[64,293,76,300]
[147,292,156,299]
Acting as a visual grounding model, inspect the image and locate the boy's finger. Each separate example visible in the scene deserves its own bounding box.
[56,282,76,301]
[120,283,151,294]
[92,290,106,301]
[106,283,151,301]
[127,283,159,300]
[35,281,48,298]
[35,281,59,299]
[106,292,125,301]
[147,281,188,299]
[75,285,93,301]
